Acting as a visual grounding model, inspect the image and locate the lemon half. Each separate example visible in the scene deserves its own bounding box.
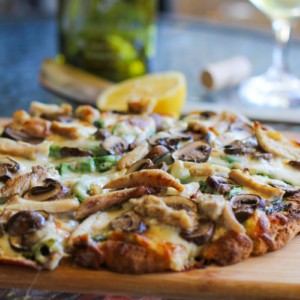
[96,72,186,117]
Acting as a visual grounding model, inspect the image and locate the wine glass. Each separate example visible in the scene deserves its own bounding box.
[239,0,300,107]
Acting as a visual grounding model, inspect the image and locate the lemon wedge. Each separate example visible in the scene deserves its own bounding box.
[96,72,186,117]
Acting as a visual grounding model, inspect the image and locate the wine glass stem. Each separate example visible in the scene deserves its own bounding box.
[268,19,292,78]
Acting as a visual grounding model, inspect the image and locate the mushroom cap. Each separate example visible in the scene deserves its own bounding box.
[224,137,257,156]
[172,141,212,163]
[289,160,300,171]
[146,145,169,162]
[2,125,44,144]
[9,228,47,252]
[230,194,265,223]
[110,211,146,233]
[206,175,234,195]
[0,157,20,182]
[149,132,193,151]
[163,196,198,213]
[102,136,128,155]
[269,181,300,197]
[23,179,68,201]
[126,159,154,174]
[6,211,47,236]
[180,221,215,245]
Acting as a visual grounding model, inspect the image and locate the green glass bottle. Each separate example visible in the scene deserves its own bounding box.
[58,0,157,82]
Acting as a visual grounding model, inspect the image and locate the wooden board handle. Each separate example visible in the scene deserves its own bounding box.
[39,59,113,105]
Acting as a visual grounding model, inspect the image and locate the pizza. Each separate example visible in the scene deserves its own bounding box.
[0,100,300,273]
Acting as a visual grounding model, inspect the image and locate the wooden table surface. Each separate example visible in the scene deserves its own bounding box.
[0,235,300,300]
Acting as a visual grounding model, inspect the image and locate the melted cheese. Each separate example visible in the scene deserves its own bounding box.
[145,223,199,271]
[46,134,99,149]
[210,150,300,186]
[0,234,23,258]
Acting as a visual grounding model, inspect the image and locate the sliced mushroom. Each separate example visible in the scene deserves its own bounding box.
[23,179,69,201]
[223,138,257,155]
[288,161,300,170]
[102,136,128,155]
[206,176,234,195]
[94,129,110,140]
[172,141,211,163]
[9,236,30,251]
[230,194,265,223]
[110,211,146,233]
[0,157,20,182]
[0,166,12,183]
[150,113,164,131]
[145,145,170,164]
[60,147,93,157]
[269,181,300,197]
[149,132,193,151]
[126,159,154,174]
[252,153,273,161]
[9,228,47,252]
[163,196,198,213]
[183,128,210,143]
[0,157,20,173]
[2,126,44,144]
[146,161,169,172]
[184,111,217,121]
[6,211,47,236]
[180,221,215,245]
[0,165,54,198]
[199,111,217,120]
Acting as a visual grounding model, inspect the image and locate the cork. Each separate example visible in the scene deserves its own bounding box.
[200,56,252,91]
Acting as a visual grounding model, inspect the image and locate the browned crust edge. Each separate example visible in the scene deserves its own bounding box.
[200,231,253,266]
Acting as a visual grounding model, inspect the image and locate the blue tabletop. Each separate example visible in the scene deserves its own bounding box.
[3,16,300,117]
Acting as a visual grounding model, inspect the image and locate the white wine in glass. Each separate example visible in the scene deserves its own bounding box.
[239,0,300,107]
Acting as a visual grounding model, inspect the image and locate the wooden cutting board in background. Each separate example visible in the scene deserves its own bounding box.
[1,118,300,299]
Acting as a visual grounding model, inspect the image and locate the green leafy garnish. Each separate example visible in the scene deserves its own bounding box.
[57,155,118,175]
[93,119,105,129]
[92,233,107,242]
[227,187,243,199]
[220,155,240,164]
[75,194,85,203]
[199,180,214,194]
[49,145,62,158]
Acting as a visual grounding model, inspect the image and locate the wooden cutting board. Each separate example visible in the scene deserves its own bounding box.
[0,237,300,300]
[0,119,300,299]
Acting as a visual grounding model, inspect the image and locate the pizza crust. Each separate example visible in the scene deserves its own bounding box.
[200,231,253,265]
